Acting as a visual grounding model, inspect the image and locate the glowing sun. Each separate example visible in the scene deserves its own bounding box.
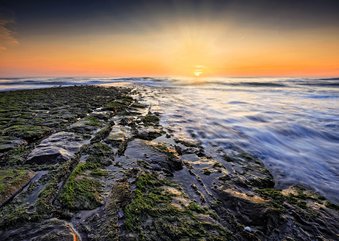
[193,65,205,77]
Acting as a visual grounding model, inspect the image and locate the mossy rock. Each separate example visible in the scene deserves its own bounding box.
[4,145,30,165]
[91,125,112,143]
[84,142,113,166]
[36,161,74,214]
[257,187,312,210]
[3,125,51,141]
[84,116,102,127]
[103,97,133,112]
[0,136,27,153]
[142,113,160,126]
[88,142,112,156]
[0,169,35,206]
[59,162,104,210]
[124,173,230,240]
[0,204,42,229]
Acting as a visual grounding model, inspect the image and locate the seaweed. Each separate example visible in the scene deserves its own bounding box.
[124,173,230,239]
[59,162,103,210]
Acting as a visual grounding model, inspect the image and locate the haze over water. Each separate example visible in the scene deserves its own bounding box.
[1,77,338,203]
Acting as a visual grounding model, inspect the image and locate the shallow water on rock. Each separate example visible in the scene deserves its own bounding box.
[148,78,339,204]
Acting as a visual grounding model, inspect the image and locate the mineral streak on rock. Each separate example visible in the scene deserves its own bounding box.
[0,85,338,241]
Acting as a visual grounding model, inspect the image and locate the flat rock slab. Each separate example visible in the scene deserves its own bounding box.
[135,126,162,140]
[91,110,111,120]
[106,125,132,145]
[125,139,167,161]
[69,120,99,134]
[0,218,80,241]
[0,169,35,206]
[0,136,27,153]
[124,139,181,173]
[27,132,89,164]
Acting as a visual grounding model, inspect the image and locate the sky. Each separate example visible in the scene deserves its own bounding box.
[0,0,338,77]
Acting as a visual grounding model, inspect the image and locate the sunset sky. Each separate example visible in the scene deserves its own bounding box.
[0,0,339,77]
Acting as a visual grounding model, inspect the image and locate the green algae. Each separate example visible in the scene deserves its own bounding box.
[124,173,229,240]
[3,145,29,165]
[90,168,109,177]
[153,143,177,160]
[86,181,131,241]
[37,161,74,213]
[0,136,25,153]
[91,125,112,143]
[124,173,177,230]
[0,169,40,229]
[104,101,126,112]
[0,169,34,205]
[0,204,42,229]
[62,177,102,210]
[59,162,103,210]
[103,95,134,113]
[142,113,160,126]
[0,86,122,143]
[0,86,126,234]
[257,188,309,210]
[89,142,112,156]
[84,116,102,127]
[3,125,51,141]
[85,142,113,166]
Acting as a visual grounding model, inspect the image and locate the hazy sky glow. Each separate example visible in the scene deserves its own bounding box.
[0,0,339,77]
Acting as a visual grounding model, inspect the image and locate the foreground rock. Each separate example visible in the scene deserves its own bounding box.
[0,85,338,241]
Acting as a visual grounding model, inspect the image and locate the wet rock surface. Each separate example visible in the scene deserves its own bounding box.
[0,85,338,240]
[106,125,132,146]
[0,218,80,241]
[27,132,89,164]
[0,169,35,206]
[0,137,27,153]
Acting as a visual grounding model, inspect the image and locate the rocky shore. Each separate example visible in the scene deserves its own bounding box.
[0,85,338,240]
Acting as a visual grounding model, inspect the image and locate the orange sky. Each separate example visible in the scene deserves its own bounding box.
[1,14,339,77]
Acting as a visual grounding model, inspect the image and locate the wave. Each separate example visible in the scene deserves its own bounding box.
[0,77,135,88]
[0,80,80,86]
[298,82,339,87]
[304,94,339,99]
[169,80,288,88]
[319,77,339,81]
[283,78,339,87]
[228,82,287,87]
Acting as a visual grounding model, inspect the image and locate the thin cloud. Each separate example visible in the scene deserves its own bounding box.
[0,18,18,52]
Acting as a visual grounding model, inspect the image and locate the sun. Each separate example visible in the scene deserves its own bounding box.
[193,65,205,77]
[194,70,203,77]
